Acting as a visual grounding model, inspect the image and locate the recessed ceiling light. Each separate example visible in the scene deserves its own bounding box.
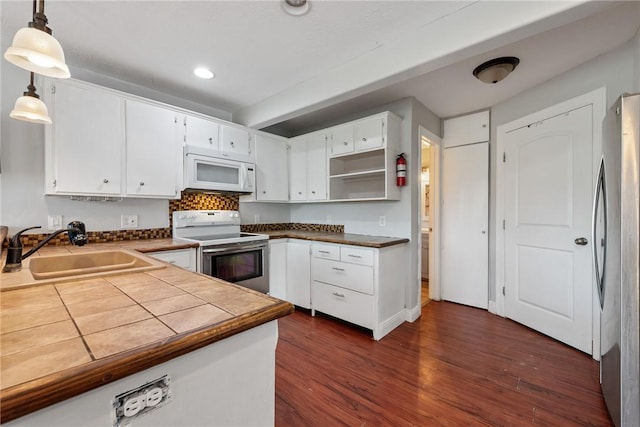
[194,67,214,79]
[282,0,310,16]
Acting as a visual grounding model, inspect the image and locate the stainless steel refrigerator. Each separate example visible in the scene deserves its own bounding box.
[594,92,639,427]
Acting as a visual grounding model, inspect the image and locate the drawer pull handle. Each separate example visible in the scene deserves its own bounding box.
[347,254,362,258]
[332,267,345,272]
[332,292,345,298]
[318,250,330,254]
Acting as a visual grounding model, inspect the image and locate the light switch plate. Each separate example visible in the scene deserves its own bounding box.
[47,215,62,231]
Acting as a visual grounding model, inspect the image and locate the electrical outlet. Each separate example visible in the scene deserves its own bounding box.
[47,215,62,231]
[254,213,260,223]
[379,216,386,227]
[120,215,138,229]
[113,375,172,427]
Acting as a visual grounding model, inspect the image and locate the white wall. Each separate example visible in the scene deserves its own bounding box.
[238,201,290,224]
[488,39,637,301]
[635,26,640,91]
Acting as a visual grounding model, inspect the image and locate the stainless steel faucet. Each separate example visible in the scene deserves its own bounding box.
[2,221,88,273]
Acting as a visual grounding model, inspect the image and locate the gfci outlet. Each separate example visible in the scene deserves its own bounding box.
[121,215,138,229]
[113,375,172,427]
[379,216,386,227]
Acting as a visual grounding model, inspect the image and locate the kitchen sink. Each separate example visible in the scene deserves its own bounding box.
[29,250,164,280]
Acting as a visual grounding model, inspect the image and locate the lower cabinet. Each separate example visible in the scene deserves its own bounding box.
[268,240,287,300]
[146,248,196,272]
[285,240,311,309]
[311,242,407,340]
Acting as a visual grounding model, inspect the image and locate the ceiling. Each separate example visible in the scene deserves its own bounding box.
[2,1,639,134]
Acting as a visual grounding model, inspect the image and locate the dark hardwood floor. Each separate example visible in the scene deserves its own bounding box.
[275,301,612,426]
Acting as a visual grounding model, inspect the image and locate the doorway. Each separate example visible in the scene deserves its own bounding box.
[418,126,441,307]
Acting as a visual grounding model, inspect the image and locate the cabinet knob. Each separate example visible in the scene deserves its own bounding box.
[362,137,367,142]
[103,179,109,183]
[298,191,302,195]
[343,141,348,145]
[311,191,316,194]
[263,191,266,194]
[140,182,145,186]
[208,137,213,144]
[230,141,235,146]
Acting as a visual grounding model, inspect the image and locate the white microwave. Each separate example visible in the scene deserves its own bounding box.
[184,146,255,193]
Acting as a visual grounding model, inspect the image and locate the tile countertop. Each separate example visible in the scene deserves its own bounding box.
[0,239,293,423]
[262,230,410,248]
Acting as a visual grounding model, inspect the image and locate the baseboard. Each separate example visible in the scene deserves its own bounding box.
[488,300,497,314]
[405,305,422,323]
[374,311,407,340]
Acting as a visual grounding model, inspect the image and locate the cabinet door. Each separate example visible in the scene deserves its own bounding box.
[286,241,311,308]
[147,249,196,272]
[330,124,354,156]
[49,81,123,195]
[125,100,179,198]
[255,134,288,201]
[220,124,250,157]
[269,240,287,300]
[184,114,219,149]
[443,111,490,148]
[288,137,307,201]
[355,116,384,151]
[306,133,327,200]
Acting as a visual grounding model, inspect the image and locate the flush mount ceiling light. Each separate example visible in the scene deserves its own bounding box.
[472,56,520,84]
[10,72,52,125]
[194,67,215,79]
[4,0,70,79]
[282,0,310,16]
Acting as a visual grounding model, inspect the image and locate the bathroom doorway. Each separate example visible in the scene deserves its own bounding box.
[418,126,441,306]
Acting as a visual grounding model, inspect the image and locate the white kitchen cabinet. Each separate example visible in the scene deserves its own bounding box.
[183,114,220,149]
[146,248,196,272]
[286,240,311,309]
[125,100,180,198]
[288,133,327,202]
[220,124,251,158]
[311,241,407,340]
[327,112,402,201]
[45,79,123,196]
[329,123,354,156]
[268,239,287,300]
[443,110,490,148]
[254,133,289,201]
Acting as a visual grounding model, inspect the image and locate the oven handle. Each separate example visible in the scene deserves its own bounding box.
[202,244,267,254]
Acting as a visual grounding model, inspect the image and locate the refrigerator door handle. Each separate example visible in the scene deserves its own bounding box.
[592,156,607,309]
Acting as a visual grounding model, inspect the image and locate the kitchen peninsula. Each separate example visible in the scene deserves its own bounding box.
[0,240,293,426]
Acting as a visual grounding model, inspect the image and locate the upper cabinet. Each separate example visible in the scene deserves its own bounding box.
[220,124,251,159]
[124,100,180,198]
[329,124,355,156]
[45,79,124,196]
[183,114,220,149]
[254,133,289,202]
[289,133,328,202]
[326,112,402,201]
[443,110,489,148]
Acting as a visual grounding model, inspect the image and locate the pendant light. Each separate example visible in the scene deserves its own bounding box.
[4,0,70,79]
[10,72,52,125]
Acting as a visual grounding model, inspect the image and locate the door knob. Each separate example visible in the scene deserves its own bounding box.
[574,237,588,246]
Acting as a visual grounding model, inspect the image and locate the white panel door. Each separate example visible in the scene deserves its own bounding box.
[255,134,288,201]
[441,142,489,309]
[184,114,219,149]
[503,105,592,353]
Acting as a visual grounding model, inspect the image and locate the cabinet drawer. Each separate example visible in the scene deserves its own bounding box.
[312,244,340,260]
[312,258,374,295]
[147,249,194,271]
[340,246,374,266]
[312,281,373,329]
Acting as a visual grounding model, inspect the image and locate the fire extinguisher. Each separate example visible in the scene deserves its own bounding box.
[396,153,407,186]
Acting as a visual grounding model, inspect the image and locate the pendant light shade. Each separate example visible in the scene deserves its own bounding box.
[5,27,70,78]
[4,0,70,79]
[10,73,52,125]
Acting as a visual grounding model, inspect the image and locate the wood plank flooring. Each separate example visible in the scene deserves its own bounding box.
[275,301,612,426]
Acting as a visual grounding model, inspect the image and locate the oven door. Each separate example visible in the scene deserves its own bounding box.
[201,242,269,293]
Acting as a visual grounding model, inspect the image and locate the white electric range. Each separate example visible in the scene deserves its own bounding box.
[172,210,269,293]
